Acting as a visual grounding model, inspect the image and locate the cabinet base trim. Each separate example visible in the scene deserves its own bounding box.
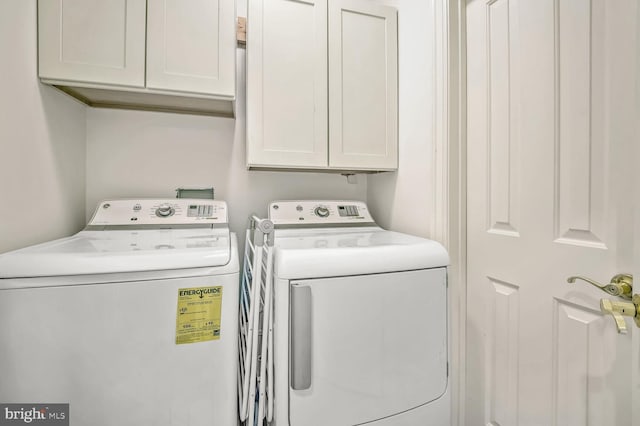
[45,82,235,118]
[247,166,396,174]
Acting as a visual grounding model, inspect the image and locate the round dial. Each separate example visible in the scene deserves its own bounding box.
[314,206,330,218]
[155,204,175,218]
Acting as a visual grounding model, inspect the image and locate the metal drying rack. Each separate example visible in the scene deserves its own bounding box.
[239,215,275,426]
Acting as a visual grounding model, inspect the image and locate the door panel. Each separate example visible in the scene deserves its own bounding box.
[38,0,146,87]
[246,0,328,169]
[466,0,638,425]
[289,269,447,426]
[556,0,608,247]
[328,0,398,170]
[146,0,235,97]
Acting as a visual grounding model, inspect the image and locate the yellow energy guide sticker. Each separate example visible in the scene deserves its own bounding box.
[176,286,223,344]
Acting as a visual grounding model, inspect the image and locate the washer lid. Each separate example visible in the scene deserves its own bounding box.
[0,227,231,278]
[273,227,449,279]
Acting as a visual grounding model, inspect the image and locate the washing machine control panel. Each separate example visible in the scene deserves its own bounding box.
[269,201,375,226]
[88,199,228,226]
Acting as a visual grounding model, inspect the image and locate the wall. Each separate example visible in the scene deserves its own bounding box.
[367,0,437,238]
[1,0,432,254]
[0,0,87,254]
[85,50,367,241]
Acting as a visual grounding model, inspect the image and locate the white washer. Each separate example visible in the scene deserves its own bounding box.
[0,199,239,426]
[269,200,450,426]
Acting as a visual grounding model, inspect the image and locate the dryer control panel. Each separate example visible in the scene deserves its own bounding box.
[88,199,228,226]
[268,200,375,226]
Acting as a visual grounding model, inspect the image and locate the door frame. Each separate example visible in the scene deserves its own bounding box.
[433,0,467,425]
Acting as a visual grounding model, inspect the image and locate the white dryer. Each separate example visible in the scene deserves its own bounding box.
[269,200,450,426]
[0,199,239,426]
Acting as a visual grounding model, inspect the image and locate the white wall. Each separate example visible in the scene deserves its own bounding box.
[86,50,367,240]
[367,0,437,238]
[0,0,87,254]
[1,0,432,255]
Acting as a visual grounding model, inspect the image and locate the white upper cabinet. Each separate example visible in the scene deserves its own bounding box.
[38,0,146,87]
[38,0,236,117]
[328,0,398,170]
[246,0,328,169]
[246,0,397,172]
[146,0,235,97]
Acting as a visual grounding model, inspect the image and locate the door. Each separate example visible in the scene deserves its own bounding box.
[146,0,235,97]
[289,269,447,426]
[328,0,398,171]
[466,0,638,425]
[246,0,328,169]
[38,0,146,87]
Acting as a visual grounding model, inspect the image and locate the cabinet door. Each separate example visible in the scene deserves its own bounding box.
[328,0,398,170]
[146,0,235,98]
[246,0,328,169]
[38,0,146,88]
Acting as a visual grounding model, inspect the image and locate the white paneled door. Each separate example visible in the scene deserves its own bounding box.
[466,0,638,425]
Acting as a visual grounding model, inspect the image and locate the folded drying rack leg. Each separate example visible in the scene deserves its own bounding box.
[238,215,275,426]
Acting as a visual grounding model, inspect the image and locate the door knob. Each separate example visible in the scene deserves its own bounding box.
[599,296,640,334]
[567,273,633,300]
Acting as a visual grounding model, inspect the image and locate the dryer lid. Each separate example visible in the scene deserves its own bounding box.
[0,227,232,278]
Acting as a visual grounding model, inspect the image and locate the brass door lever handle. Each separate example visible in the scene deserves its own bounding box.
[566,274,638,333]
[600,296,640,334]
[567,274,633,300]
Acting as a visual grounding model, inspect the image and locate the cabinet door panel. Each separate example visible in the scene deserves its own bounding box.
[247,0,328,169]
[328,0,398,170]
[146,0,235,97]
[38,0,146,87]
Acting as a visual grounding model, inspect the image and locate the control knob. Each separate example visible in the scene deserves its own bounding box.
[155,204,175,218]
[314,206,330,218]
